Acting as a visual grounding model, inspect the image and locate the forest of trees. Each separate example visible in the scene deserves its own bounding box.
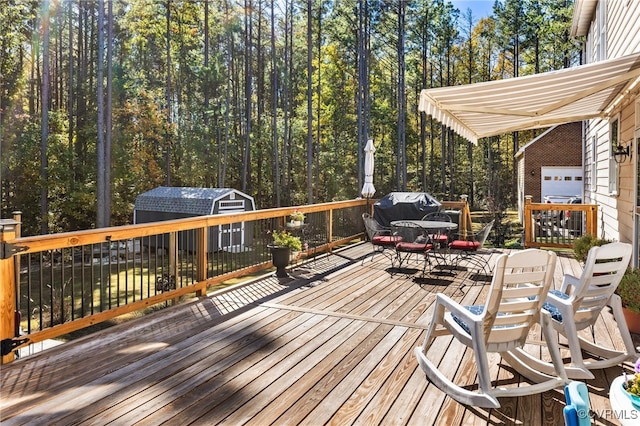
[0,0,581,236]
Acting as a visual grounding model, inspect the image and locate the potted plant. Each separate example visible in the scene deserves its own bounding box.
[289,209,305,227]
[268,231,302,278]
[622,358,640,406]
[617,267,640,334]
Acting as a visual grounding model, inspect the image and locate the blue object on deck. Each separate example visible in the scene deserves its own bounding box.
[563,381,590,426]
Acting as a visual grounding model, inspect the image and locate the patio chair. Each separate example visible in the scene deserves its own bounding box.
[516,242,637,380]
[362,213,401,263]
[421,211,453,247]
[448,220,495,275]
[390,221,433,272]
[415,249,567,408]
[301,223,329,265]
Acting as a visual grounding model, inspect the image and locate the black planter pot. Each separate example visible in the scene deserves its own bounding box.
[269,245,291,278]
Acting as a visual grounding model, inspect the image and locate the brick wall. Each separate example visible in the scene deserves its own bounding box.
[523,122,582,202]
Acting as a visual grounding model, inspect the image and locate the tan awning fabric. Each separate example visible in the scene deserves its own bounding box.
[418,52,640,144]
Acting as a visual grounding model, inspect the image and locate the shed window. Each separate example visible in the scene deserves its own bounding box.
[219,200,245,211]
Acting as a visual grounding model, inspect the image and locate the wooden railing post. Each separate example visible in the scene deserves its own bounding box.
[12,212,21,323]
[328,209,333,251]
[169,232,178,304]
[195,226,207,297]
[586,204,598,237]
[524,196,533,248]
[1,219,19,364]
[459,195,469,238]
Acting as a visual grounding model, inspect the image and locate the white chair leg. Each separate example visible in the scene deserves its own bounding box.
[414,346,501,408]
[610,294,640,359]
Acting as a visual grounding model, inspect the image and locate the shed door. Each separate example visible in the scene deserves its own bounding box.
[541,167,582,200]
[218,200,246,251]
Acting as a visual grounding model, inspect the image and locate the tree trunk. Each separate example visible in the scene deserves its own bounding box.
[306,0,313,204]
[242,0,252,193]
[165,0,172,186]
[40,0,51,235]
[96,0,105,227]
[68,0,74,174]
[396,0,406,191]
[105,0,113,224]
[256,0,264,202]
[271,0,280,206]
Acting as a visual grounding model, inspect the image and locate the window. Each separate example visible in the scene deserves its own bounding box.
[611,118,619,146]
[609,116,620,195]
[591,135,597,192]
[595,0,607,61]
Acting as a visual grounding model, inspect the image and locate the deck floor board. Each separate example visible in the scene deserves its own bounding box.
[1,243,637,425]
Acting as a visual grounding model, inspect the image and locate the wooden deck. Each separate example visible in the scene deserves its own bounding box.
[1,243,637,425]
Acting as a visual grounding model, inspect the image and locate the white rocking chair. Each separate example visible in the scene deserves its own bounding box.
[415,249,567,408]
[517,242,637,380]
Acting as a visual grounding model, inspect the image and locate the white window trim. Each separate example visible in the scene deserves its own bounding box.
[609,115,620,196]
[591,135,597,192]
[597,0,607,61]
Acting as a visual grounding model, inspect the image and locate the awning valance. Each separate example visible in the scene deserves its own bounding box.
[418,52,640,144]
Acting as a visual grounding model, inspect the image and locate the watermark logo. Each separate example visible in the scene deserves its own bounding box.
[576,408,639,421]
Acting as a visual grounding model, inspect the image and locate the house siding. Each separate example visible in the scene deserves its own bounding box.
[617,100,638,242]
[606,0,640,56]
[579,0,640,244]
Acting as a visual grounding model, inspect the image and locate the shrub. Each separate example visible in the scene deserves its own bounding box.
[572,234,611,263]
[617,268,640,314]
[271,231,302,251]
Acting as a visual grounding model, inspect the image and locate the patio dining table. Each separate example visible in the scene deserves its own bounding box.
[390,220,458,272]
[390,220,458,233]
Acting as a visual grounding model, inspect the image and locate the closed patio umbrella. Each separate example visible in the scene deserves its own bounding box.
[361,139,376,199]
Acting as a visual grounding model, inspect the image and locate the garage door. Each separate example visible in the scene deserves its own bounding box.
[541,166,582,201]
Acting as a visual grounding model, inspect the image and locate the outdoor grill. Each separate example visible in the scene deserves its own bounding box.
[373,192,441,227]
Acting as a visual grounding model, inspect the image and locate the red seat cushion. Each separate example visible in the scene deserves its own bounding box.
[430,234,449,243]
[449,240,481,251]
[396,241,432,252]
[373,235,402,246]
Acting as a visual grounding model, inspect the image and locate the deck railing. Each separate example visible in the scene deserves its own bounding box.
[0,199,369,363]
[523,196,598,248]
[0,196,476,364]
[440,197,473,238]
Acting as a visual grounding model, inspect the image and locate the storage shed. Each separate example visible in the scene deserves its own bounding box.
[134,187,256,252]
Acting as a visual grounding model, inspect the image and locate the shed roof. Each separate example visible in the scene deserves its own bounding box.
[134,187,253,215]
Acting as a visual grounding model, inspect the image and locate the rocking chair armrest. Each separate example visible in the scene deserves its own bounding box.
[559,274,580,295]
[434,293,483,323]
[545,290,573,308]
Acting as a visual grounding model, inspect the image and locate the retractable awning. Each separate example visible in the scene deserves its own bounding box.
[418,52,640,144]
